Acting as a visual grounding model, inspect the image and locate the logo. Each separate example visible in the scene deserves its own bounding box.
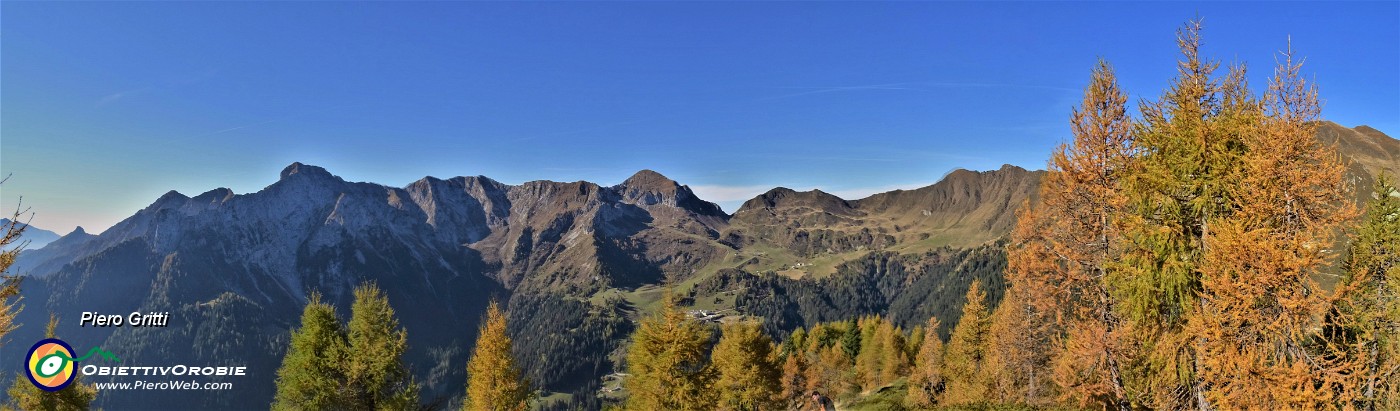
[23,338,119,391]
[25,339,75,391]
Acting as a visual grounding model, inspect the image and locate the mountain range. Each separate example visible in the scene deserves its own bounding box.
[4,121,1395,409]
[0,218,60,250]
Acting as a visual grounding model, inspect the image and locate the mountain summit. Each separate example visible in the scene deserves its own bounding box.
[8,123,1394,410]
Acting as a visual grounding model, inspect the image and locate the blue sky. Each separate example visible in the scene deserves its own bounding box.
[3,1,1397,233]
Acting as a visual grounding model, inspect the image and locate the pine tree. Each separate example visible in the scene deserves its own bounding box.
[1334,176,1400,410]
[941,280,991,405]
[623,292,716,411]
[464,301,531,411]
[840,322,861,361]
[5,316,97,411]
[712,321,782,411]
[344,283,419,410]
[273,293,350,410]
[905,317,944,408]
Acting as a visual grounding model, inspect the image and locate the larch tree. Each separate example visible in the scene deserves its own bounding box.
[854,316,890,391]
[1333,176,1400,410]
[982,289,1057,406]
[906,324,925,366]
[805,343,855,400]
[1005,57,1136,409]
[905,317,945,408]
[464,301,531,411]
[344,283,419,410]
[1189,40,1356,409]
[852,316,908,391]
[273,292,350,411]
[0,198,29,345]
[1111,18,1246,409]
[941,280,991,405]
[623,292,716,411]
[712,321,782,411]
[779,349,807,408]
[877,322,908,387]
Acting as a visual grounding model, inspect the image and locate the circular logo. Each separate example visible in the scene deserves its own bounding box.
[25,338,76,392]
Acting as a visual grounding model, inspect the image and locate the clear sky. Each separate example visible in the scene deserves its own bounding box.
[2,1,1397,234]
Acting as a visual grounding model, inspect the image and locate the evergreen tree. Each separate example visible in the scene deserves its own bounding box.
[623,292,716,411]
[5,316,97,411]
[464,301,531,411]
[712,321,782,411]
[906,317,944,408]
[344,283,419,410]
[941,280,991,405]
[273,293,350,410]
[1334,176,1400,410]
[840,322,861,361]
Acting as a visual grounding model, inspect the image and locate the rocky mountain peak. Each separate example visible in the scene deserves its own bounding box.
[144,190,191,211]
[615,169,726,217]
[279,162,337,181]
[193,187,236,204]
[620,169,678,192]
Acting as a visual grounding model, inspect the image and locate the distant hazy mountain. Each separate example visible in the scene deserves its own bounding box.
[0,218,61,250]
[6,122,1393,410]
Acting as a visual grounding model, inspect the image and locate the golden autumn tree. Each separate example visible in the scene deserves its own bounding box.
[982,288,1057,405]
[905,317,944,408]
[623,292,716,411]
[854,316,883,391]
[879,322,909,387]
[712,321,783,411]
[1333,176,1400,410]
[0,194,31,345]
[779,350,807,408]
[805,343,854,400]
[941,280,991,405]
[853,316,907,392]
[464,301,531,411]
[1187,40,1356,409]
[1003,57,1136,409]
